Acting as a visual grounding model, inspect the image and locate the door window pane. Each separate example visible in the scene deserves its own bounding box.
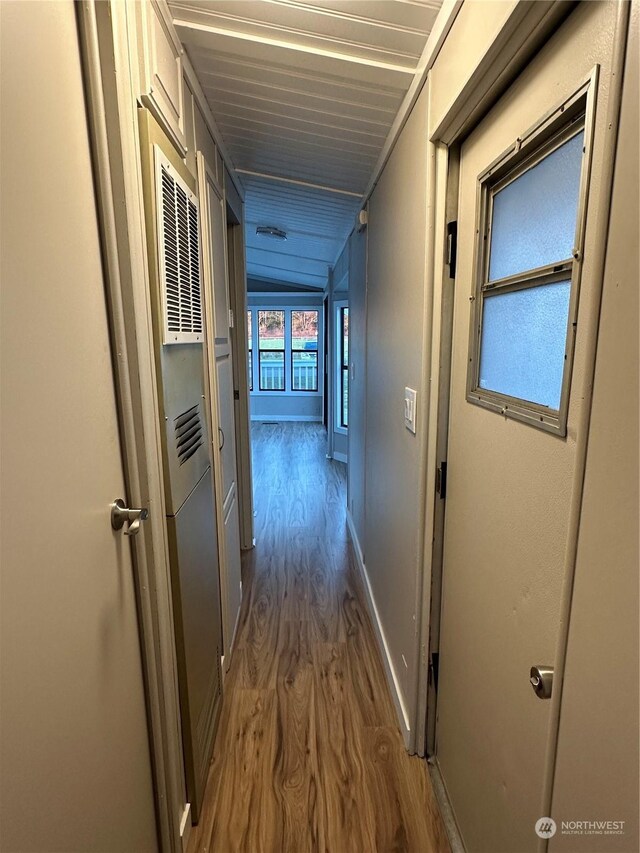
[479,281,571,409]
[258,310,284,391]
[488,131,584,281]
[291,310,318,391]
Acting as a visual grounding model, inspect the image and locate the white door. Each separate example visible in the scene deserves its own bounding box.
[197,154,243,662]
[0,2,157,850]
[434,4,620,851]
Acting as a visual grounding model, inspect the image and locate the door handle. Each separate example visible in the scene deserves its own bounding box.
[111,499,149,537]
[530,665,553,699]
[218,427,225,451]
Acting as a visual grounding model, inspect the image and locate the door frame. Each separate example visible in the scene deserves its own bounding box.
[77,4,193,850]
[197,151,236,671]
[225,184,255,551]
[417,0,631,842]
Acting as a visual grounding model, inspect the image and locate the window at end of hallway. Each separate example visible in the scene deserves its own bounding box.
[468,90,593,435]
[291,310,319,392]
[258,309,285,391]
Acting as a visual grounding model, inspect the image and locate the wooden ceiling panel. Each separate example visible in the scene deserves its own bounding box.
[190,51,405,111]
[171,0,433,65]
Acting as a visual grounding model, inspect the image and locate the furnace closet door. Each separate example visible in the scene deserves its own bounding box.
[198,153,243,663]
[434,3,620,851]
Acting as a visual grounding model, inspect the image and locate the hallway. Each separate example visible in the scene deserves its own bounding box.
[188,423,449,853]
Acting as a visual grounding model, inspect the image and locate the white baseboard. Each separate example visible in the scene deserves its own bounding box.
[250,414,322,422]
[333,450,348,464]
[346,509,412,746]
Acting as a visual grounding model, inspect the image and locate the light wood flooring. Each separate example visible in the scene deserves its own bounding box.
[188,422,450,853]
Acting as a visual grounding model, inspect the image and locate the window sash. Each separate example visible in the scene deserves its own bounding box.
[466,73,597,436]
[258,348,285,391]
[341,366,349,428]
[290,349,318,392]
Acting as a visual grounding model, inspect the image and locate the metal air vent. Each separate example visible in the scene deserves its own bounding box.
[174,404,203,465]
[156,149,203,344]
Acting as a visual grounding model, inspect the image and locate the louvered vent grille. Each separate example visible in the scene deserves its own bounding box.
[157,152,203,344]
[174,404,203,465]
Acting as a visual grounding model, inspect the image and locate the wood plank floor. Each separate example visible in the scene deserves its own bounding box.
[188,422,450,853]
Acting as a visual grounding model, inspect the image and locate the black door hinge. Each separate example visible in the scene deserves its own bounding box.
[429,651,440,692]
[435,461,447,500]
[446,220,458,280]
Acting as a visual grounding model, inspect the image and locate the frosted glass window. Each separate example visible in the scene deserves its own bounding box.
[488,131,584,281]
[479,281,571,409]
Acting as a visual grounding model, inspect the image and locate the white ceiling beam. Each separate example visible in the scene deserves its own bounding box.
[237,169,361,198]
[173,18,417,75]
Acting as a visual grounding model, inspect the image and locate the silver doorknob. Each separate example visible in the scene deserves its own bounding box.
[111,499,149,536]
[530,665,554,699]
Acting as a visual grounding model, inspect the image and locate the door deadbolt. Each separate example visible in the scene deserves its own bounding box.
[530,665,554,700]
[111,499,149,537]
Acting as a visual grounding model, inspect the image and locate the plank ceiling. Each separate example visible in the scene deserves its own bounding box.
[170,0,444,289]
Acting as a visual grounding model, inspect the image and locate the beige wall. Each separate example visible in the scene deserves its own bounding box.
[361,84,430,734]
[550,5,639,848]
[428,0,519,134]
[346,228,367,544]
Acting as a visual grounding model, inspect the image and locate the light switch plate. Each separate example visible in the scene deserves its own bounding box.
[404,387,417,434]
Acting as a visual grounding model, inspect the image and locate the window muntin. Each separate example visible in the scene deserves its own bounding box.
[291,310,318,391]
[468,82,595,436]
[258,310,285,391]
[340,307,349,428]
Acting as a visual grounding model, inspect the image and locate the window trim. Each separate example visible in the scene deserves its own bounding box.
[466,69,599,436]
